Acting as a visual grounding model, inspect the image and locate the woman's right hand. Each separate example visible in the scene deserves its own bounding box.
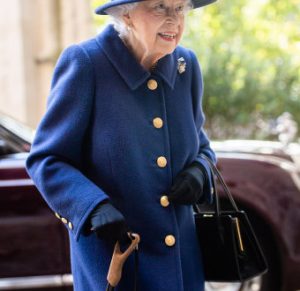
[89,201,130,244]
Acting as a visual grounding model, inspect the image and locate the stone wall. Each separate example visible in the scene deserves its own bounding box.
[0,0,94,128]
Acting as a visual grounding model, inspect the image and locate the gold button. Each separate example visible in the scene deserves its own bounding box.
[157,156,167,168]
[153,117,163,129]
[165,235,176,247]
[54,212,61,219]
[68,222,73,230]
[147,79,158,90]
[61,217,68,224]
[160,195,170,207]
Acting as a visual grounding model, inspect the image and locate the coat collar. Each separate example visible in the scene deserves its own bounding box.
[96,25,177,90]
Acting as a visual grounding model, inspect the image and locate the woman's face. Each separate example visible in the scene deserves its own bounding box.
[124,0,189,65]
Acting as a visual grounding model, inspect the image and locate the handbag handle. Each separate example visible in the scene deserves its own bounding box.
[197,154,240,213]
[194,154,241,243]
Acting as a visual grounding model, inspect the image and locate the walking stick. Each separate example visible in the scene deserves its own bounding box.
[106,233,140,291]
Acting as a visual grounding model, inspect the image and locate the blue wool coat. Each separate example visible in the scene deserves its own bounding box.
[26,25,216,291]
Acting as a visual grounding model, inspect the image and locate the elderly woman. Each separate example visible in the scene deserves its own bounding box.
[26,0,217,290]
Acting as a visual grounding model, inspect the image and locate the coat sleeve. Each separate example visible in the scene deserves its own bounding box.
[189,50,217,204]
[26,44,109,241]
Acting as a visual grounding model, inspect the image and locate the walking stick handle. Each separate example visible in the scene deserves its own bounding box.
[107,233,140,287]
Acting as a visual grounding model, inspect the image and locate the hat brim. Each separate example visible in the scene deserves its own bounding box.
[95,0,217,15]
[193,0,217,9]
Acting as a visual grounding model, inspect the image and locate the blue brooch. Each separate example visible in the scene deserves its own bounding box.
[177,57,186,74]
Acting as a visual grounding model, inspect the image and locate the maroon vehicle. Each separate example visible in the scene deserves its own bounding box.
[0,113,300,291]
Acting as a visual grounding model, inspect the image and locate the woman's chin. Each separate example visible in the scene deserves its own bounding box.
[164,46,177,55]
[157,43,177,56]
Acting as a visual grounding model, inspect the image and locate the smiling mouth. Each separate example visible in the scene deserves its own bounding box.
[158,32,177,40]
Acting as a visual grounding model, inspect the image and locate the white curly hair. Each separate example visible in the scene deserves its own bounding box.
[105,3,138,39]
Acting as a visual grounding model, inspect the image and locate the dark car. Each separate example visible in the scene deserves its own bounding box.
[0,113,300,291]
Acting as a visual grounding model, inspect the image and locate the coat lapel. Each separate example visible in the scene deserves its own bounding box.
[96,25,177,90]
[155,53,177,90]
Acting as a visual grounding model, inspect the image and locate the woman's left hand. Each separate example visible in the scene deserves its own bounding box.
[168,162,207,205]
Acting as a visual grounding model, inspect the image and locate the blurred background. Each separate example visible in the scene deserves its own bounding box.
[1,0,299,141]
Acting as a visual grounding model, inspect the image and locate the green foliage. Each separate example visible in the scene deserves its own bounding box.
[91,0,300,140]
[183,0,299,139]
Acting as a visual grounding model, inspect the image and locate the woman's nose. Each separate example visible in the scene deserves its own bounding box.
[165,8,180,22]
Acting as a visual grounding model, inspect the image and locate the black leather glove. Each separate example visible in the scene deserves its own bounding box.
[89,201,131,244]
[168,162,207,205]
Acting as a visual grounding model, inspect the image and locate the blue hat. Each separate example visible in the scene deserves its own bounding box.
[95,0,217,15]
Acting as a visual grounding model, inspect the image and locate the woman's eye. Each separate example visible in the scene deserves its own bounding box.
[154,3,166,10]
[175,4,185,12]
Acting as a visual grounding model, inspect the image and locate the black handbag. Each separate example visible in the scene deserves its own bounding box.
[194,154,268,282]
